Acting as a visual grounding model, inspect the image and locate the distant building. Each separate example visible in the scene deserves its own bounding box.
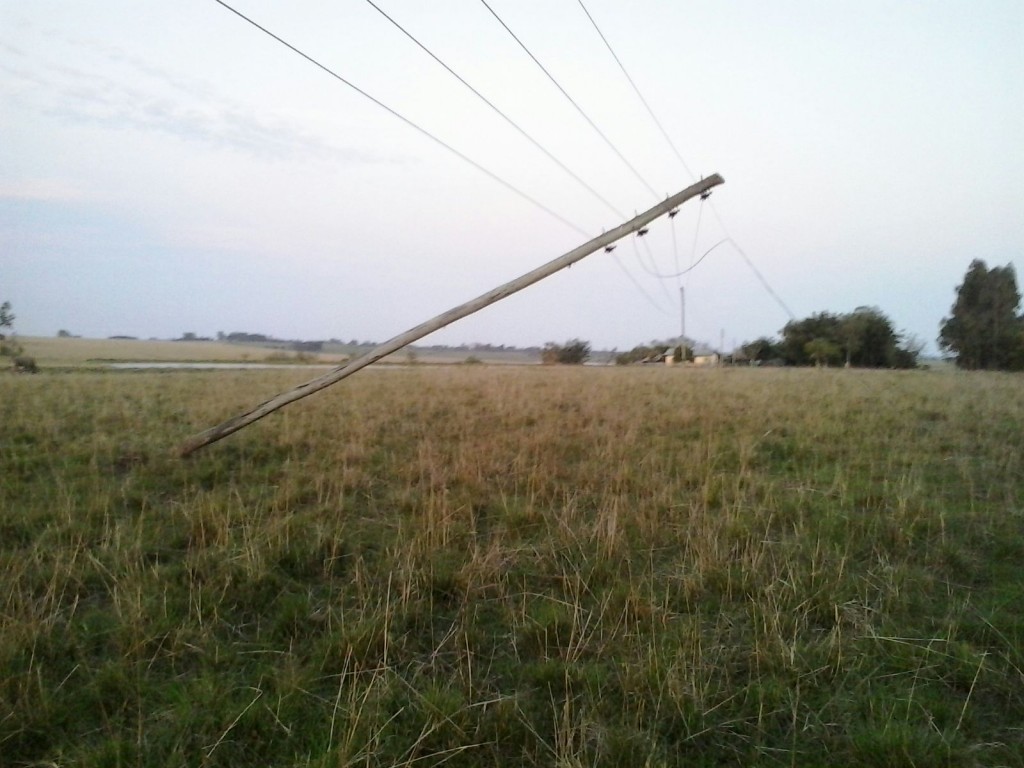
[692,345,720,367]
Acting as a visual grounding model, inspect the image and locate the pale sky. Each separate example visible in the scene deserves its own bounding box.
[2,0,1022,352]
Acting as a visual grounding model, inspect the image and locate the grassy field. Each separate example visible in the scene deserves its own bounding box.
[16,336,335,366]
[1,365,1022,766]
[15,337,538,367]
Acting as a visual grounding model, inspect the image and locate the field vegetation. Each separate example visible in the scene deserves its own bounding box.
[17,337,325,367]
[1,365,1022,766]
[15,337,540,368]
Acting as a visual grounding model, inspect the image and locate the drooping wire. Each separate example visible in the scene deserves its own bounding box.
[709,205,796,320]
[471,0,677,310]
[572,0,707,320]
[363,0,626,220]
[688,199,704,276]
[575,1,795,324]
[477,0,659,201]
[632,238,729,280]
[671,209,682,279]
[364,0,675,321]
[211,0,589,238]
[630,199,707,284]
[610,252,674,317]
[214,0,681,320]
[631,235,676,307]
[575,0,695,183]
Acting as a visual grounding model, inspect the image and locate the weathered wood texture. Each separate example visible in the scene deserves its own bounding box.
[179,174,724,456]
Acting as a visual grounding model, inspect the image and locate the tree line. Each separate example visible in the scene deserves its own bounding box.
[3,261,1021,372]
[608,260,1023,371]
[741,306,921,368]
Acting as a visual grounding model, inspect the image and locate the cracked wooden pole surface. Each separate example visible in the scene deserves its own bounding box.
[178,173,724,456]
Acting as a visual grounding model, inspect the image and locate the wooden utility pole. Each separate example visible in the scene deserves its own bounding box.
[178,173,723,456]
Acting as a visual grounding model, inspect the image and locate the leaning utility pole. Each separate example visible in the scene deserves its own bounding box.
[178,173,723,456]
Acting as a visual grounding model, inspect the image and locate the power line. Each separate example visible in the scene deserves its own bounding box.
[571,0,705,318]
[213,0,688,319]
[575,0,695,182]
[477,0,659,201]
[574,1,796,325]
[363,0,625,220]
[211,0,589,237]
[610,251,674,317]
[716,228,794,321]
[633,237,729,280]
[709,207,796,320]
[364,0,678,317]
[631,235,677,306]
[688,199,704,281]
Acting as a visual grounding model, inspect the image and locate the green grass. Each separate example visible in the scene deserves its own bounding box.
[1,366,1022,766]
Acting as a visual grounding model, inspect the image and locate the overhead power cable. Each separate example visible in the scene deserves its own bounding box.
[688,199,704,278]
[634,238,729,280]
[575,0,795,323]
[710,208,796,320]
[575,0,696,183]
[631,235,676,306]
[211,0,588,237]
[610,252,674,317]
[365,0,676,317]
[363,0,625,220]
[477,0,659,201]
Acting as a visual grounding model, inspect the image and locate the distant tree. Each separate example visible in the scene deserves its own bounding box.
[780,312,843,365]
[780,308,917,368]
[893,334,926,369]
[1,301,22,357]
[1,301,15,333]
[839,306,900,367]
[740,336,781,363]
[805,338,842,367]
[616,343,668,365]
[939,260,1024,370]
[838,311,866,367]
[227,332,271,343]
[542,339,591,365]
[57,329,73,338]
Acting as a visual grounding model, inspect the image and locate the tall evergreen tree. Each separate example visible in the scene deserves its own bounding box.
[939,260,1024,370]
